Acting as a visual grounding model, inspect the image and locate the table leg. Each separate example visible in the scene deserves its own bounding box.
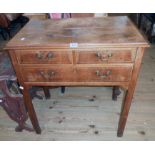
[117,47,144,137]
[22,85,41,134]
[117,89,133,137]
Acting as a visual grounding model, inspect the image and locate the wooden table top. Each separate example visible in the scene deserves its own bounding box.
[6,16,149,49]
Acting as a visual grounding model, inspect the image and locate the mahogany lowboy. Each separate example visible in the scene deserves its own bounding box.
[6,16,149,137]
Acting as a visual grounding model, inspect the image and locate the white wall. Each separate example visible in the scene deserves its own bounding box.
[94,13,107,17]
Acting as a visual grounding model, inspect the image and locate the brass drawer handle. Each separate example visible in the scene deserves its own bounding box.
[96,70,112,79]
[107,53,113,58]
[39,70,55,79]
[36,52,44,59]
[47,52,53,59]
[96,52,113,61]
[36,52,53,60]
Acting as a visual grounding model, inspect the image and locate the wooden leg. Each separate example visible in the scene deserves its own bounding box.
[112,86,121,101]
[117,87,137,137]
[43,87,51,99]
[117,90,129,137]
[117,48,145,137]
[23,85,41,134]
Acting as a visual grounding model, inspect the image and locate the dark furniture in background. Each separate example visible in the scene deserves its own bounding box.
[0,52,33,131]
[138,13,155,43]
[0,13,29,40]
[0,52,53,132]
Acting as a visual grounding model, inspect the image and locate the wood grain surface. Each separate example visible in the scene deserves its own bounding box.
[6,16,149,49]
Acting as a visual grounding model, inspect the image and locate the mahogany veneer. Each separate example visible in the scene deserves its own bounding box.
[6,16,149,137]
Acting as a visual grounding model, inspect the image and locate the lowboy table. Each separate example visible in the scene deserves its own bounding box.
[6,16,149,137]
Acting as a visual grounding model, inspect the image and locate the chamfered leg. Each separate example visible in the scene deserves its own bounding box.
[117,47,145,137]
[22,85,41,134]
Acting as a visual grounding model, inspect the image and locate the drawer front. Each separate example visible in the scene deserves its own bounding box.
[75,66,133,82]
[16,50,72,64]
[21,66,132,83]
[75,49,136,64]
[21,67,75,82]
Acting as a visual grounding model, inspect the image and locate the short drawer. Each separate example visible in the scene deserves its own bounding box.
[21,67,75,82]
[75,49,136,64]
[75,66,133,82]
[16,50,72,64]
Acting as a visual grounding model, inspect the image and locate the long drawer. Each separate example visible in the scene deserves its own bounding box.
[21,65,133,83]
[75,49,136,64]
[16,50,72,64]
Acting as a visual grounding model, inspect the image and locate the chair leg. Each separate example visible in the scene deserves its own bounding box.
[43,87,51,99]
[29,87,43,100]
[112,86,121,101]
[61,86,66,94]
